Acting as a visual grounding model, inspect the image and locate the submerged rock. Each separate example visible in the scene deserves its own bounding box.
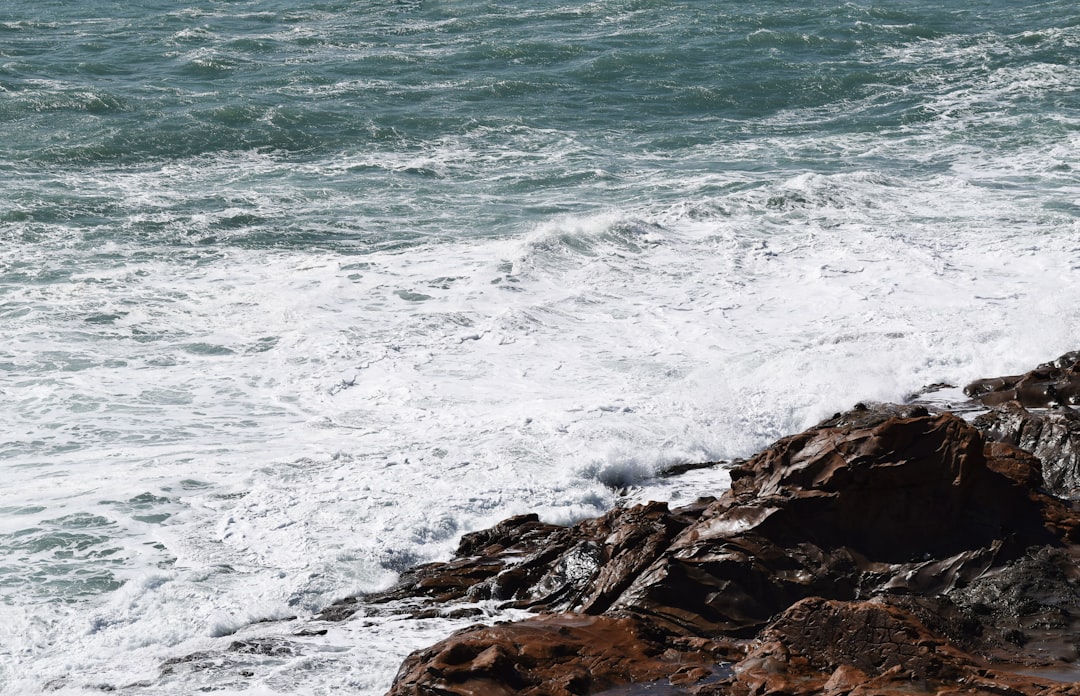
[319,355,1080,695]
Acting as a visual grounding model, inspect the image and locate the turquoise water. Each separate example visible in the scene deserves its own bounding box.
[4,1,1074,248]
[2,1,1078,693]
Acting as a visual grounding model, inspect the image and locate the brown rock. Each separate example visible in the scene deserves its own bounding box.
[615,412,1070,638]
[964,351,1080,408]
[726,598,1080,696]
[975,402,1080,498]
[321,501,706,622]
[962,351,1080,498]
[386,613,735,696]
[754,598,976,680]
[822,663,869,693]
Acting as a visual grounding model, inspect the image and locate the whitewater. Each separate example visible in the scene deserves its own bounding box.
[1,0,1078,693]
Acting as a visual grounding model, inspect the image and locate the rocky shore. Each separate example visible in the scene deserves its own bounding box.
[326,353,1080,695]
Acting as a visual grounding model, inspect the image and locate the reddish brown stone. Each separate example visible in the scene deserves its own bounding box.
[976,402,1080,498]
[386,613,736,696]
[721,598,1080,696]
[965,351,1080,408]
[616,412,1073,639]
[966,351,1080,497]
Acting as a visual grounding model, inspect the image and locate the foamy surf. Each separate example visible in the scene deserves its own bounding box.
[5,189,1079,691]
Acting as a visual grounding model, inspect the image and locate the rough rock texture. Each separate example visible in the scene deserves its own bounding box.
[320,356,1080,695]
[319,501,707,622]
[716,597,1080,696]
[967,352,1080,498]
[974,402,1080,498]
[609,411,1076,644]
[965,351,1080,408]
[389,613,739,696]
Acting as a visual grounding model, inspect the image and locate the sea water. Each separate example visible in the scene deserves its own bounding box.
[1,0,1078,692]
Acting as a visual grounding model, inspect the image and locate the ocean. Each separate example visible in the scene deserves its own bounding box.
[1,0,1078,692]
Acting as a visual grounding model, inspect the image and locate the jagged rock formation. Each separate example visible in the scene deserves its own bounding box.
[968,352,1080,498]
[965,351,1080,409]
[974,404,1080,498]
[319,354,1080,695]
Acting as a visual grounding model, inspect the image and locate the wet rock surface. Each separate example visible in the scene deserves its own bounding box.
[965,352,1080,409]
[331,354,1080,695]
[966,352,1080,498]
[974,403,1080,498]
[388,613,739,696]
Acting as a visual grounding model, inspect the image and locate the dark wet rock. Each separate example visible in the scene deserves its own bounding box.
[612,412,1080,644]
[947,545,1080,662]
[726,411,1012,559]
[963,351,1080,498]
[974,402,1080,498]
[965,351,1080,408]
[713,598,1080,696]
[319,514,570,620]
[658,460,730,478]
[388,613,740,696]
[816,400,934,428]
[159,637,302,674]
[227,638,299,657]
[321,502,707,622]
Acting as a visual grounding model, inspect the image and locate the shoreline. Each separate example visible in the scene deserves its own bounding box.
[338,351,1080,695]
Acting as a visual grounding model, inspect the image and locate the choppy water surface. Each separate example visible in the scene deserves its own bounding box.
[1,0,1078,692]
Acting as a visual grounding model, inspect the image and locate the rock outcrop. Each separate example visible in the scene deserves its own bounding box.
[968,352,1080,498]
[322,354,1080,695]
[389,613,739,696]
[965,351,1080,409]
